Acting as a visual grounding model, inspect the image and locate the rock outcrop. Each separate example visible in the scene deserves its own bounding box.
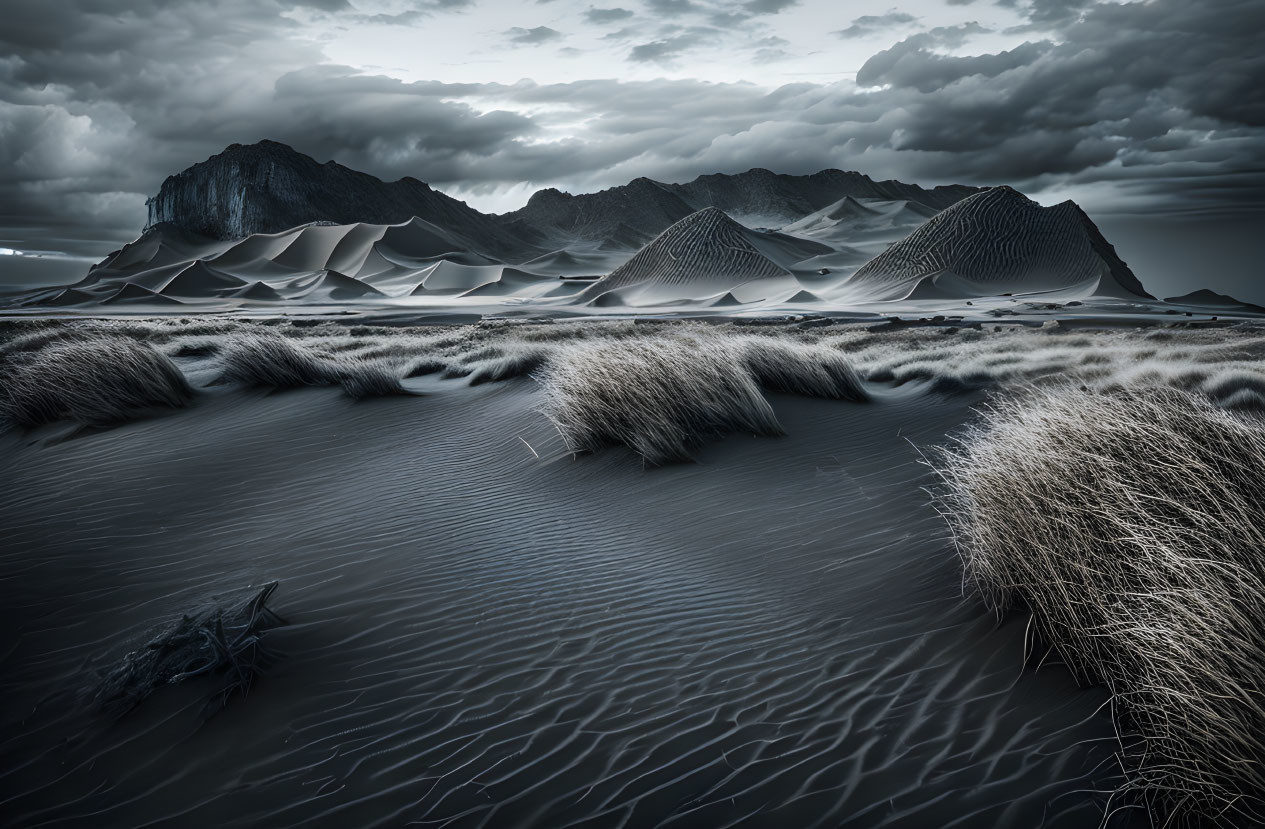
[145,140,532,259]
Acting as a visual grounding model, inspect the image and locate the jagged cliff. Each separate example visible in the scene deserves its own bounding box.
[145,140,532,258]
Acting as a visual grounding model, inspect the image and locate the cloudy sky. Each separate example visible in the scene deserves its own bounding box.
[1,0,1262,298]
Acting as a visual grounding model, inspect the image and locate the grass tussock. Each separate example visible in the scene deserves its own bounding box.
[737,335,868,401]
[1,335,193,428]
[538,335,784,464]
[214,333,408,398]
[932,385,1265,825]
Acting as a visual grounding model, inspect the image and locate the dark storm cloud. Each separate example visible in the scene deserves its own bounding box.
[742,0,799,14]
[856,27,1031,93]
[642,0,698,17]
[1,0,1263,283]
[627,38,691,63]
[998,0,1095,29]
[835,12,918,39]
[505,26,565,45]
[626,26,719,63]
[348,0,477,24]
[584,6,635,23]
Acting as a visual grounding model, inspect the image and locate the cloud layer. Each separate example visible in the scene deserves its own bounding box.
[0,0,1261,282]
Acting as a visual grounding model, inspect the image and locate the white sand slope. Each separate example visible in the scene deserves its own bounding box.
[101,283,184,306]
[410,262,508,294]
[25,217,576,306]
[158,261,248,298]
[781,197,936,246]
[579,208,820,305]
[844,186,1153,301]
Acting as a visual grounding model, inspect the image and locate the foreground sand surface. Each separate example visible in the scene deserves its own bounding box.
[6,317,1264,827]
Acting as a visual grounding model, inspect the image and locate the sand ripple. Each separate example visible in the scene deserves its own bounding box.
[0,379,1122,827]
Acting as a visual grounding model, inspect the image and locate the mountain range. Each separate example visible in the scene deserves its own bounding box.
[4,139,1194,311]
[144,141,984,257]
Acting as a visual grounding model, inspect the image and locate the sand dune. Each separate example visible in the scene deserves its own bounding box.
[232,281,283,301]
[28,216,607,308]
[7,171,1195,315]
[411,261,507,294]
[846,186,1153,301]
[159,261,248,297]
[579,208,797,305]
[290,270,385,300]
[102,283,185,305]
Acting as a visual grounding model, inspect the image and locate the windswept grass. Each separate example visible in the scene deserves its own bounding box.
[1,335,193,428]
[538,335,785,464]
[214,333,409,398]
[737,335,868,401]
[931,385,1265,825]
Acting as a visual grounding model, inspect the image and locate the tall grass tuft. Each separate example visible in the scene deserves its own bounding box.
[215,333,408,398]
[537,335,785,464]
[931,384,1265,826]
[738,335,868,401]
[1,335,193,427]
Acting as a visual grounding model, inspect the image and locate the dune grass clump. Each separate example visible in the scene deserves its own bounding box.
[737,335,868,401]
[931,385,1265,825]
[215,333,344,387]
[1199,369,1265,412]
[467,346,551,386]
[0,335,193,428]
[339,363,412,400]
[215,333,407,398]
[404,356,447,378]
[538,335,784,464]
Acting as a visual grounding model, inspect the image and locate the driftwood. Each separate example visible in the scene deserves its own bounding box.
[96,581,286,718]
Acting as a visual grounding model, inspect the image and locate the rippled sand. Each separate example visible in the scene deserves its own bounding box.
[0,375,1123,827]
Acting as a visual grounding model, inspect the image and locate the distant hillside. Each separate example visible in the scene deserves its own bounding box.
[137,140,984,270]
[501,178,696,251]
[848,186,1152,301]
[1165,289,1265,314]
[664,168,979,227]
[503,168,982,246]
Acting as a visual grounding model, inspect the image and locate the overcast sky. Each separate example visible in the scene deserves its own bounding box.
[1,0,1262,298]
